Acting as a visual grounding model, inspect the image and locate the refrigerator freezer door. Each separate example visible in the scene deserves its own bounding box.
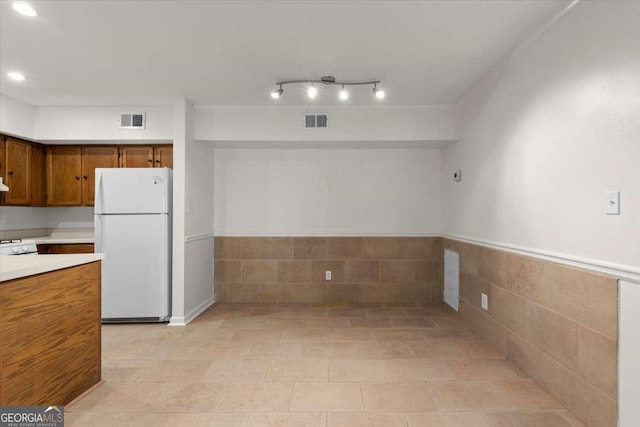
[96,213,170,319]
[95,168,170,214]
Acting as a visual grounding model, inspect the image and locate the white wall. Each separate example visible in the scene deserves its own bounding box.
[0,207,93,231]
[34,105,173,141]
[214,147,441,236]
[442,1,640,271]
[0,94,35,139]
[43,207,94,229]
[0,207,46,231]
[170,98,215,326]
[183,138,215,318]
[196,106,457,143]
[619,280,640,426]
[185,140,215,237]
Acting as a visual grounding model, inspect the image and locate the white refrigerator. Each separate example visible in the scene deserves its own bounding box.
[95,168,172,322]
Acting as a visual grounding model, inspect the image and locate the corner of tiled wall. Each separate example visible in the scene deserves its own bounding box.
[442,238,618,427]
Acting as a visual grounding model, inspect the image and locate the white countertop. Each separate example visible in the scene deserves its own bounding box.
[0,254,104,282]
[34,236,95,244]
[32,229,95,245]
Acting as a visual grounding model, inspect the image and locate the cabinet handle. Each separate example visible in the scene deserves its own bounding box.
[155,160,160,163]
[8,171,13,176]
[147,159,153,163]
[83,176,88,180]
[75,176,80,180]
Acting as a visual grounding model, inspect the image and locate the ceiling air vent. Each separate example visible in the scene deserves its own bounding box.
[304,113,328,129]
[120,113,146,129]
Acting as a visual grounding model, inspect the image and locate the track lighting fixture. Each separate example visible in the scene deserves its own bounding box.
[270,76,384,101]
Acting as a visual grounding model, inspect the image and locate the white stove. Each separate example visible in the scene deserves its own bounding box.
[0,239,38,256]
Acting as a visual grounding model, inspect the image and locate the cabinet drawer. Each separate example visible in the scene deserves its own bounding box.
[37,243,95,254]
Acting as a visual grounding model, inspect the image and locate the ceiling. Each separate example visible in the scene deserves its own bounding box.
[0,0,570,107]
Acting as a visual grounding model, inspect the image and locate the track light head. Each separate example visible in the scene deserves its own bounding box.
[373,84,385,99]
[339,85,349,101]
[271,86,283,99]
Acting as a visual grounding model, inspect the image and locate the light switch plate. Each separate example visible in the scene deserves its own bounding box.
[481,293,488,310]
[453,169,462,182]
[606,191,620,215]
[325,271,332,281]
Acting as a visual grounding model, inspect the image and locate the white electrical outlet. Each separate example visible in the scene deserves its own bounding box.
[481,293,489,310]
[325,271,332,281]
[605,191,620,215]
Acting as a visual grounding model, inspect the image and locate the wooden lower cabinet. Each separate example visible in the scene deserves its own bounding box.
[0,262,101,405]
[37,243,95,254]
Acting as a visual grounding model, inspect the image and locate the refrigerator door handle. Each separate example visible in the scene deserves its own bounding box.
[95,169,103,213]
[95,215,104,253]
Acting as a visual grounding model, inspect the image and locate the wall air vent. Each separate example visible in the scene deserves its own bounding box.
[304,113,328,129]
[120,113,146,129]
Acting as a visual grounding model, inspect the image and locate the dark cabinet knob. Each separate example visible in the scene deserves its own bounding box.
[83,176,88,180]
[147,159,153,163]
[75,176,80,180]
[8,171,13,176]
[155,160,160,163]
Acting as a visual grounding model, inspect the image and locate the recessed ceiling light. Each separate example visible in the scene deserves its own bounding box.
[12,2,37,17]
[307,86,318,99]
[7,71,26,81]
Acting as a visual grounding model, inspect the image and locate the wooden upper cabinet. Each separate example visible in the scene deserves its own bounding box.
[30,143,47,207]
[119,146,154,168]
[3,137,32,205]
[46,146,82,206]
[0,137,174,207]
[81,146,119,206]
[154,145,173,169]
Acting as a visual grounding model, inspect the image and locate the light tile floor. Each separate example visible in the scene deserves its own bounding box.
[67,302,586,426]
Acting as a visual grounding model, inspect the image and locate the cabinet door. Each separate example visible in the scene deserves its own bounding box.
[82,146,119,206]
[4,138,32,205]
[153,145,173,169]
[119,146,154,168]
[30,143,47,207]
[47,146,82,206]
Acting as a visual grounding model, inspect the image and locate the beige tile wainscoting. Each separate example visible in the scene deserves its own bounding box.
[443,238,618,427]
[214,237,443,305]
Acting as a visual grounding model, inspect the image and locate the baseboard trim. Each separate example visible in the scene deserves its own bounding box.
[185,233,215,243]
[168,296,215,327]
[213,232,442,237]
[443,233,640,285]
